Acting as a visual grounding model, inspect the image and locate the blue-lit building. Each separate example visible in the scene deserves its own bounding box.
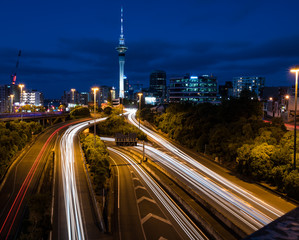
[169,74,218,103]
[232,76,265,98]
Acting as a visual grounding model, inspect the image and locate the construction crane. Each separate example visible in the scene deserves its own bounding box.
[11,50,21,85]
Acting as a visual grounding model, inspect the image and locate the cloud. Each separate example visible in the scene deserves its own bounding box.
[0,34,297,98]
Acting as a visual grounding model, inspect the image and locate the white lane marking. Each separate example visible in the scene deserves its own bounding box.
[137,196,156,204]
[141,213,171,225]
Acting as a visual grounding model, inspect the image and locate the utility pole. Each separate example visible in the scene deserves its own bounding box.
[138,92,143,128]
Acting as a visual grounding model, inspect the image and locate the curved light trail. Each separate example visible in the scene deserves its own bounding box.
[0,120,84,239]
[108,147,208,240]
[127,109,283,231]
[59,117,106,240]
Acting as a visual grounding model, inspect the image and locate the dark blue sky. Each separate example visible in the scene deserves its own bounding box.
[0,0,299,98]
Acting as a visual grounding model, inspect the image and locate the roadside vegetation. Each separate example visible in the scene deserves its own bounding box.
[0,121,43,180]
[96,114,147,141]
[70,106,91,119]
[18,151,54,240]
[140,92,299,200]
[80,133,111,193]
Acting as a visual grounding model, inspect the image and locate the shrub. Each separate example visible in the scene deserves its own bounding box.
[70,107,90,119]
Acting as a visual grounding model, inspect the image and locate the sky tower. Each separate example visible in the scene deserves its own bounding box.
[116,7,128,99]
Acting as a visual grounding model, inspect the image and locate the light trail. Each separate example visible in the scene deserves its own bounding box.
[59,117,107,240]
[0,120,84,239]
[108,147,208,240]
[138,145,267,230]
[127,109,284,231]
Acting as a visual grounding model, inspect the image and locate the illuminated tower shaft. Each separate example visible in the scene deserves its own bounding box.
[116,7,127,99]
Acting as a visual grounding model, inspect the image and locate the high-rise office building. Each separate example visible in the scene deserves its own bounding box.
[124,76,129,99]
[150,70,167,103]
[80,92,90,105]
[0,84,21,112]
[219,81,233,100]
[232,76,265,98]
[116,7,128,99]
[169,74,218,103]
[22,90,44,106]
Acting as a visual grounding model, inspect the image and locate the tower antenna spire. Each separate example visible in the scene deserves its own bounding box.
[116,6,128,99]
[120,7,124,39]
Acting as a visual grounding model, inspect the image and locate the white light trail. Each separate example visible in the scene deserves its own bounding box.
[60,117,107,240]
[127,110,283,231]
[108,147,208,240]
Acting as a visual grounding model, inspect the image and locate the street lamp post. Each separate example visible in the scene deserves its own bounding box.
[10,94,14,113]
[19,84,24,121]
[71,88,76,104]
[291,68,299,170]
[138,93,143,128]
[92,87,99,148]
[285,95,290,111]
[19,84,24,104]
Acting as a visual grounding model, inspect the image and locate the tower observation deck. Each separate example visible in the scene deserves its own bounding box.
[116,7,128,99]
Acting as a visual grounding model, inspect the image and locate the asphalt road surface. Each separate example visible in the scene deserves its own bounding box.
[0,121,82,239]
[52,118,111,240]
[127,109,297,236]
[109,147,208,240]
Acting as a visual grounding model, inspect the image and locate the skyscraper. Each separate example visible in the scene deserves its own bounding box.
[169,74,218,103]
[232,76,265,98]
[150,70,167,102]
[116,7,128,99]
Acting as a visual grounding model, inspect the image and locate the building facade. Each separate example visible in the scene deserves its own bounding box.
[0,85,8,112]
[219,81,233,100]
[61,89,80,106]
[232,76,265,98]
[22,90,44,106]
[149,70,167,103]
[169,74,218,103]
[0,84,21,113]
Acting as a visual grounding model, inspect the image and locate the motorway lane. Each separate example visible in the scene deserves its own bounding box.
[0,121,81,239]
[109,147,208,240]
[53,118,110,240]
[109,151,145,240]
[53,128,107,239]
[127,109,297,235]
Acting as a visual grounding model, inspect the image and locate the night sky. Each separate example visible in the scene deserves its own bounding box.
[0,0,299,98]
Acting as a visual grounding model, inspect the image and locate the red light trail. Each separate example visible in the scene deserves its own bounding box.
[0,120,87,239]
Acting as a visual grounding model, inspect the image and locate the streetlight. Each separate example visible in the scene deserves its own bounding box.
[19,84,25,121]
[291,67,299,170]
[138,92,143,128]
[91,87,99,148]
[285,95,290,111]
[10,94,14,113]
[110,89,114,101]
[71,88,76,104]
[19,84,24,104]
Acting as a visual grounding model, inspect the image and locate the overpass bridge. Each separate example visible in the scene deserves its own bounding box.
[0,112,69,126]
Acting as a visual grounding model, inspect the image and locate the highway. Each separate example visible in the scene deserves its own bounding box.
[108,147,208,240]
[53,117,108,240]
[127,109,296,235]
[0,120,84,239]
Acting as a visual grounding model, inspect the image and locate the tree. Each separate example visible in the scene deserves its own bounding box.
[249,143,275,180]
[70,107,90,119]
[284,170,299,200]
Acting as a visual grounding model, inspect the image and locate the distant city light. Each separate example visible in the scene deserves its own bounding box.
[145,97,156,105]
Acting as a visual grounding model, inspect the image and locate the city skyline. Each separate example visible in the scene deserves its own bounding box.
[0,1,299,98]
